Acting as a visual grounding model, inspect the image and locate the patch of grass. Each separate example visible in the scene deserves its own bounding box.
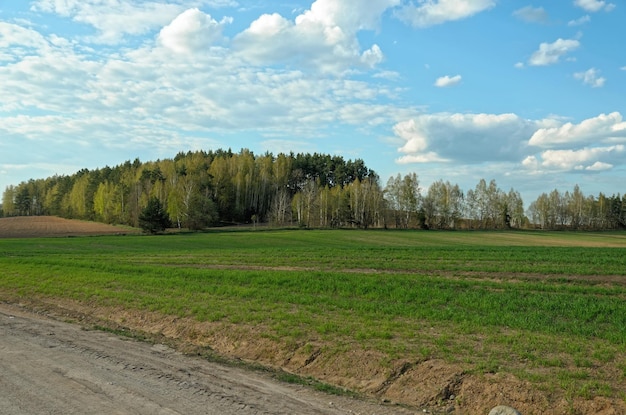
[275,371,358,397]
[92,324,150,342]
[578,380,613,399]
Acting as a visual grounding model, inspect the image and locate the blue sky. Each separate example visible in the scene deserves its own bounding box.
[1,0,625,206]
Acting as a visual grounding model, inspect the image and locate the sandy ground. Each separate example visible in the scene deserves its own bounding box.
[0,303,415,415]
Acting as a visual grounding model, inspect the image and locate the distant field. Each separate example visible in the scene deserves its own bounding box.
[0,221,625,413]
[0,216,139,238]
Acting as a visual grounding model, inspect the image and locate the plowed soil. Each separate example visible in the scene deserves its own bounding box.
[0,216,139,238]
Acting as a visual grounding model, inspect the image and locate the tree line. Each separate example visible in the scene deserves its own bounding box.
[1,148,624,231]
[527,185,626,230]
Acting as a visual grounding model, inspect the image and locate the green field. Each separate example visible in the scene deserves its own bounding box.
[1,229,625,404]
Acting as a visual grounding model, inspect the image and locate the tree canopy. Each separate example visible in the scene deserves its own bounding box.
[2,148,623,231]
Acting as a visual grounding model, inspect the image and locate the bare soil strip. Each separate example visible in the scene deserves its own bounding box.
[0,216,139,238]
[0,302,413,415]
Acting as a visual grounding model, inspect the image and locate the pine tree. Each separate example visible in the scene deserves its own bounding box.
[139,197,171,234]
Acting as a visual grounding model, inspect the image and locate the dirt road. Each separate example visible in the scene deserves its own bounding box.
[0,303,415,415]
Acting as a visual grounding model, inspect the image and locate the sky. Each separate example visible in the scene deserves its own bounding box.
[1,0,625,206]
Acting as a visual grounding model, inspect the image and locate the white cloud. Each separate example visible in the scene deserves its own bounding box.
[396,153,448,164]
[361,44,385,68]
[158,9,230,54]
[395,119,429,153]
[397,0,495,28]
[568,15,591,26]
[574,0,616,12]
[232,0,399,74]
[30,0,236,44]
[434,74,462,87]
[392,110,626,178]
[513,6,549,24]
[0,34,101,113]
[528,38,580,66]
[373,70,401,80]
[585,161,613,171]
[530,146,623,171]
[0,22,48,50]
[394,112,539,164]
[529,112,626,147]
[573,68,606,87]
[299,0,401,32]
[0,15,406,150]
[521,155,538,169]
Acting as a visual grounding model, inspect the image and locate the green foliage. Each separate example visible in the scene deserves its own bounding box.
[4,146,626,232]
[1,149,377,228]
[186,193,218,230]
[139,197,171,234]
[528,187,626,230]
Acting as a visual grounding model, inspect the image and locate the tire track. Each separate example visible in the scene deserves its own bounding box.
[0,303,414,415]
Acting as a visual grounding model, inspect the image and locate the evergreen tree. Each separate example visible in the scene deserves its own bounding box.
[139,197,171,234]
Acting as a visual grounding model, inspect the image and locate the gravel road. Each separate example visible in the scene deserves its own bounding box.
[0,304,415,415]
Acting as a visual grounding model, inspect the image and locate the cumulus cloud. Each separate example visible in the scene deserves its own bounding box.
[528,38,580,66]
[574,68,605,87]
[391,111,626,177]
[232,0,399,74]
[526,146,623,172]
[395,119,429,153]
[529,112,626,147]
[513,6,549,24]
[300,0,401,32]
[434,74,462,87]
[397,0,495,28]
[521,112,626,175]
[158,8,231,54]
[393,112,539,165]
[574,0,616,12]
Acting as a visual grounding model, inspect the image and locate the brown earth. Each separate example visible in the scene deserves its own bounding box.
[0,301,416,415]
[0,216,139,238]
[1,216,625,414]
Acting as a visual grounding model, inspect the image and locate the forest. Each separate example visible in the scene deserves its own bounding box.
[1,148,625,231]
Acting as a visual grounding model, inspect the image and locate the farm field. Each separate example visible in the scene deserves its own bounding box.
[0,215,139,238]
[0,219,625,414]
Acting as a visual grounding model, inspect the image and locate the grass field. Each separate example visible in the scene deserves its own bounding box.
[1,228,625,412]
